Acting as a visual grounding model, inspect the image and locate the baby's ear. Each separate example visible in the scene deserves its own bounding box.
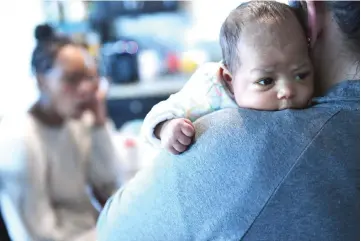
[219,64,234,95]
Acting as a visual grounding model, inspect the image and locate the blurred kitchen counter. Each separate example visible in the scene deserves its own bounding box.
[106,74,189,129]
[107,74,189,100]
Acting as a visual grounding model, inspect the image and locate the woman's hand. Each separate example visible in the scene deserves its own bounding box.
[87,78,109,127]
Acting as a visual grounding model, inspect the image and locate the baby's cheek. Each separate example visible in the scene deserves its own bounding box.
[235,91,276,110]
[301,83,314,101]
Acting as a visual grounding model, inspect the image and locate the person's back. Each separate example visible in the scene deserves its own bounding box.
[97,80,359,241]
[239,81,359,240]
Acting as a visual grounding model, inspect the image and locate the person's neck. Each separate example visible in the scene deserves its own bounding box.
[318,54,360,95]
[30,101,65,127]
[315,16,360,95]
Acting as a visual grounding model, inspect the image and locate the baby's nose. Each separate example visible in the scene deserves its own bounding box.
[277,83,295,100]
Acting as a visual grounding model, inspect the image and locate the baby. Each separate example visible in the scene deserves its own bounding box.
[142,1,314,154]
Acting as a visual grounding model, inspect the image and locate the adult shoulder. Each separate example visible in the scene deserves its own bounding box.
[187,107,359,240]
[98,106,348,240]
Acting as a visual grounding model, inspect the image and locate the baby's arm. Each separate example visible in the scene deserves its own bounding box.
[141,62,221,154]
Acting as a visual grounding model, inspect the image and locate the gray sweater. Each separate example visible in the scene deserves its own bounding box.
[97,80,360,241]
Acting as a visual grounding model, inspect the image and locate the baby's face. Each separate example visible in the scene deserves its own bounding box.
[230,17,314,110]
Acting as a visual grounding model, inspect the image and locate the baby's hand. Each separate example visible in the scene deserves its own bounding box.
[160,118,195,155]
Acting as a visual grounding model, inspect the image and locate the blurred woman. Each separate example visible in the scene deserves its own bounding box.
[0,24,122,241]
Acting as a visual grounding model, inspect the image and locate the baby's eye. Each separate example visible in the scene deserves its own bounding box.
[257,78,274,86]
[295,72,310,81]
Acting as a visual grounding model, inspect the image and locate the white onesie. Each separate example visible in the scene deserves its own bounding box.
[141,62,238,147]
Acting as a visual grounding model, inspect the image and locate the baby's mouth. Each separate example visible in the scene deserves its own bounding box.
[279,101,292,110]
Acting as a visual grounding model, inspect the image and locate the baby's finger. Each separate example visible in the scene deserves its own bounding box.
[168,146,180,155]
[183,118,193,126]
[173,141,187,153]
[177,134,192,146]
[181,122,195,137]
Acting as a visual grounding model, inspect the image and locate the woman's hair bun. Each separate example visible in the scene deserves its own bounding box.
[34,24,55,42]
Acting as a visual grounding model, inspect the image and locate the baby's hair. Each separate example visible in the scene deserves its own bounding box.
[219,1,306,74]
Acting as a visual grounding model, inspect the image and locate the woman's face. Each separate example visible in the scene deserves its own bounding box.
[40,45,99,119]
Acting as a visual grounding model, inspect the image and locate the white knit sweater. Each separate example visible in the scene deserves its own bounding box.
[0,112,122,241]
